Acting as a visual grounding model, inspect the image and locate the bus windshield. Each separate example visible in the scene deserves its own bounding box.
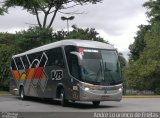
[80,48,122,86]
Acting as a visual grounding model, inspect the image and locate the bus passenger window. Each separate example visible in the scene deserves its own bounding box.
[21,55,29,69]
[15,57,23,70]
[46,47,65,68]
[11,59,17,70]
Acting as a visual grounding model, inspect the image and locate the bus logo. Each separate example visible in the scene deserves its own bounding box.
[51,70,63,80]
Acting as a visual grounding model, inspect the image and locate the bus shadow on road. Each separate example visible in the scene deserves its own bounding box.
[17,96,119,109]
[65,102,118,109]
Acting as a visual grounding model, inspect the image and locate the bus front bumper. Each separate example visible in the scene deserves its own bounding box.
[79,87,122,101]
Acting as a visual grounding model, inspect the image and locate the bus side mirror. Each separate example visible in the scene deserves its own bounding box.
[70,51,83,65]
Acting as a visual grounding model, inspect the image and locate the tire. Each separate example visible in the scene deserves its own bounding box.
[19,87,26,100]
[92,101,100,106]
[60,89,68,106]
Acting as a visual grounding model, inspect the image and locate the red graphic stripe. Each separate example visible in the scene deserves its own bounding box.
[12,70,20,80]
[34,67,44,79]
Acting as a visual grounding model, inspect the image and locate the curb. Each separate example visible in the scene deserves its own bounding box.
[0,94,12,96]
[0,92,12,96]
[123,96,160,98]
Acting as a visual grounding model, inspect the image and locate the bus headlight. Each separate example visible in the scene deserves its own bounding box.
[84,87,90,91]
[119,88,122,92]
[78,82,101,91]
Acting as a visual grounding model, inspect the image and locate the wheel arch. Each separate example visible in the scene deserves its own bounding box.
[19,84,24,95]
[56,83,65,99]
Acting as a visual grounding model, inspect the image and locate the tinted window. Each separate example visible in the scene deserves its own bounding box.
[21,55,30,69]
[46,47,65,68]
[28,52,42,68]
[65,46,81,79]
[15,57,23,70]
[11,59,17,70]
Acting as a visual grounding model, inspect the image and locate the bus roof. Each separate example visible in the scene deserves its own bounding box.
[12,39,115,58]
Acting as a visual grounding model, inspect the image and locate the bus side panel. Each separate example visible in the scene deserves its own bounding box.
[39,66,69,99]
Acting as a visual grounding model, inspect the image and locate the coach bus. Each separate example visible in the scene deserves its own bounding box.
[10,39,122,106]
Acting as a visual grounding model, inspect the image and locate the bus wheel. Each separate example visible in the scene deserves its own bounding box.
[19,87,26,100]
[60,89,68,106]
[92,101,100,106]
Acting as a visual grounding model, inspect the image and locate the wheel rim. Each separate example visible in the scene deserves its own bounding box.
[20,89,24,99]
[60,92,64,105]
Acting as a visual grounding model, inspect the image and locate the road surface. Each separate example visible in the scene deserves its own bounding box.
[0,95,160,118]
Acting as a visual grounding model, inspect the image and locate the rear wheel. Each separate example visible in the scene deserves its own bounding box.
[92,101,100,106]
[60,89,68,106]
[19,87,26,100]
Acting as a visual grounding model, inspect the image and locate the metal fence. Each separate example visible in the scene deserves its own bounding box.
[125,89,154,95]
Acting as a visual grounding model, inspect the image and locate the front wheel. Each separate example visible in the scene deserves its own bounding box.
[60,89,68,106]
[92,101,100,106]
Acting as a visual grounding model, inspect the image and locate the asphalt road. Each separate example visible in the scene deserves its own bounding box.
[0,95,160,112]
[0,95,160,118]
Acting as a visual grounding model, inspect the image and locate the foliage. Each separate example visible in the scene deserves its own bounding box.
[125,22,160,92]
[52,25,107,42]
[66,25,107,43]
[129,25,151,61]
[143,0,160,23]
[118,53,126,70]
[0,1,7,15]
[0,7,4,15]
[15,27,55,52]
[125,0,160,94]
[5,0,102,28]
[0,33,17,90]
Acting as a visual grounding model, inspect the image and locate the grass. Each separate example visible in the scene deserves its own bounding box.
[123,95,160,98]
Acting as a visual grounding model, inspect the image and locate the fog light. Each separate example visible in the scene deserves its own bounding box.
[84,87,89,91]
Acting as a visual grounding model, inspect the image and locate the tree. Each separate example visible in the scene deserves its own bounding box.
[53,25,107,42]
[5,0,102,28]
[143,0,160,23]
[125,0,160,94]
[129,25,151,61]
[0,33,17,90]
[15,27,54,52]
[15,25,107,53]
[118,53,127,95]
[129,0,160,62]
[118,53,127,70]
[125,21,160,93]
[0,7,4,15]
[0,1,7,15]
[66,25,107,43]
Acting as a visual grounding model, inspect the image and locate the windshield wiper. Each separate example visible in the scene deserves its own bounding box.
[95,61,102,81]
[104,62,116,84]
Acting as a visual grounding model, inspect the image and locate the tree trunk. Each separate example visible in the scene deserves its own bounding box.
[48,8,59,28]
[34,7,42,28]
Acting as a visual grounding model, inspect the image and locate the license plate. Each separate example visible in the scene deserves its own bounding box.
[101,96,109,100]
